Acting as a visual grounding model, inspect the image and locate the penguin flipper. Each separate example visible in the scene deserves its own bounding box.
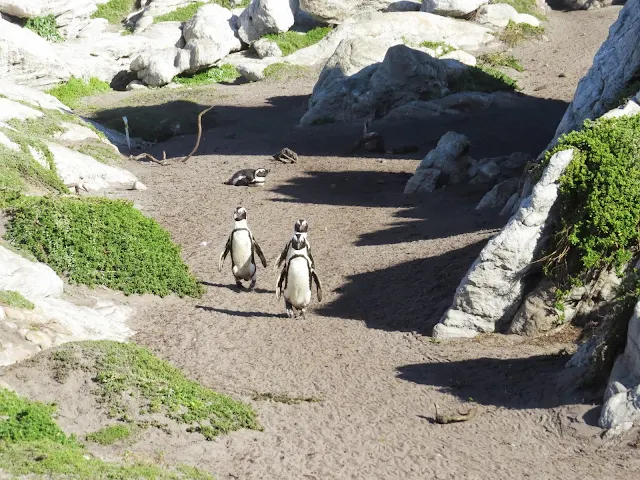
[218,235,232,272]
[311,270,323,302]
[275,266,286,300]
[307,248,316,270]
[253,239,268,268]
[273,242,289,271]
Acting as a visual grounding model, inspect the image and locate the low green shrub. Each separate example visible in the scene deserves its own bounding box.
[24,15,63,42]
[46,77,112,109]
[263,27,332,56]
[174,64,240,85]
[0,290,35,310]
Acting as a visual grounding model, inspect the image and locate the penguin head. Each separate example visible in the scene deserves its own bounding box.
[254,168,269,178]
[234,206,247,221]
[291,232,308,251]
[294,219,309,233]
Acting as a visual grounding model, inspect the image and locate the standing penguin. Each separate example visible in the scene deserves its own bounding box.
[274,219,315,271]
[218,206,268,290]
[275,234,323,319]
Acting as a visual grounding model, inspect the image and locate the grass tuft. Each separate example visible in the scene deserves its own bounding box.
[263,27,332,56]
[91,0,137,24]
[0,290,35,310]
[497,0,547,21]
[448,64,519,93]
[85,425,133,445]
[4,196,203,298]
[46,77,112,110]
[252,392,321,405]
[478,52,524,72]
[263,63,310,80]
[419,41,456,56]
[173,64,240,86]
[24,15,63,42]
[154,2,206,23]
[0,388,214,479]
[498,21,545,47]
[51,341,261,440]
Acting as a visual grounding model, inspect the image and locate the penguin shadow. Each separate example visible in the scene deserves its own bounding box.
[199,281,275,295]
[195,305,283,319]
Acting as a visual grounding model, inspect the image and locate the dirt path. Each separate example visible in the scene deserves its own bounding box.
[100,5,640,479]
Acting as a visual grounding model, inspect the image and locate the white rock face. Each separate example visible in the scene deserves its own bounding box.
[0,80,69,111]
[46,142,139,191]
[130,47,186,87]
[253,38,283,58]
[474,3,540,29]
[299,0,397,23]
[237,0,296,43]
[0,247,63,299]
[421,0,489,17]
[552,1,640,144]
[137,21,186,49]
[0,98,43,122]
[0,131,19,151]
[432,149,575,339]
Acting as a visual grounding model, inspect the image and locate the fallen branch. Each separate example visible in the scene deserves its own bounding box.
[181,105,214,163]
[130,151,167,166]
[434,403,477,424]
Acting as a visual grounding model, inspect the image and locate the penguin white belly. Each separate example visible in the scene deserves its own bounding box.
[231,232,254,280]
[284,257,311,308]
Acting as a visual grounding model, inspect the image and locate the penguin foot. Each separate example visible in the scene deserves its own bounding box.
[285,301,294,318]
[300,308,307,320]
[249,277,256,290]
[235,280,245,290]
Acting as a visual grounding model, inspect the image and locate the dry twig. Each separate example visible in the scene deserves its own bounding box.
[181,105,214,163]
[130,150,167,166]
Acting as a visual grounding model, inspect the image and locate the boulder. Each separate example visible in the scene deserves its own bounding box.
[130,47,188,87]
[133,0,203,32]
[237,0,296,43]
[299,0,395,23]
[386,0,422,11]
[474,3,540,29]
[0,247,63,299]
[552,0,640,145]
[253,38,283,58]
[405,131,470,194]
[137,21,186,49]
[507,280,558,335]
[432,149,575,339]
[475,177,520,211]
[302,44,448,125]
[421,0,489,18]
[0,98,44,122]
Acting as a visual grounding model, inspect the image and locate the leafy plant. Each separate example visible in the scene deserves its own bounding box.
[46,77,112,109]
[173,64,240,85]
[263,63,310,80]
[263,27,332,56]
[154,2,206,23]
[419,40,456,56]
[478,52,524,72]
[91,0,137,24]
[85,425,133,445]
[4,196,203,297]
[0,290,34,310]
[24,15,63,42]
[498,21,545,47]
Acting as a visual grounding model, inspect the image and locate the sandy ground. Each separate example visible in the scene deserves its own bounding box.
[9,4,640,480]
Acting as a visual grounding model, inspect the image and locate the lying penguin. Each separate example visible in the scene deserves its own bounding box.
[218,206,268,290]
[224,168,269,187]
[274,218,315,272]
[276,232,323,319]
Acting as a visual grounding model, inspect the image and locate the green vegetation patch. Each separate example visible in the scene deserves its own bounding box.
[76,141,124,165]
[419,40,456,56]
[252,392,321,405]
[91,0,137,24]
[4,196,203,297]
[478,52,524,72]
[154,2,206,23]
[46,77,112,110]
[543,115,640,278]
[0,290,35,310]
[263,63,310,80]
[174,64,240,86]
[86,424,133,445]
[263,27,332,56]
[498,21,545,47]
[448,64,518,93]
[52,341,261,440]
[24,15,63,42]
[0,388,214,479]
[497,0,547,20]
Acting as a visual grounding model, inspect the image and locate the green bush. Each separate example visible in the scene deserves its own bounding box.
[24,15,63,42]
[498,21,545,47]
[154,2,206,22]
[0,290,34,310]
[544,115,640,277]
[478,52,524,72]
[46,77,112,109]
[263,27,332,56]
[4,196,203,298]
[174,64,240,85]
[85,424,133,445]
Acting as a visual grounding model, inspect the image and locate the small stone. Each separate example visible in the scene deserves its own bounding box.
[132,181,148,191]
[558,73,566,78]
[126,80,148,91]
[4,307,25,321]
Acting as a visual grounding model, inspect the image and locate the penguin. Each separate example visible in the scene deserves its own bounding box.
[218,206,268,289]
[274,219,315,271]
[224,168,270,186]
[275,234,323,319]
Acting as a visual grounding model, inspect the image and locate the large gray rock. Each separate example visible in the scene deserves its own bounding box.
[421,0,489,17]
[137,21,185,49]
[299,0,394,23]
[237,0,296,43]
[405,131,470,194]
[131,47,189,87]
[474,3,540,29]
[432,149,575,339]
[302,44,448,125]
[253,38,283,58]
[183,3,242,72]
[507,280,558,336]
[552,0,640,145]
[475,177,520,211]
[134,0,201,32]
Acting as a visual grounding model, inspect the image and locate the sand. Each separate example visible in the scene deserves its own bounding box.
[8,5,640,480]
